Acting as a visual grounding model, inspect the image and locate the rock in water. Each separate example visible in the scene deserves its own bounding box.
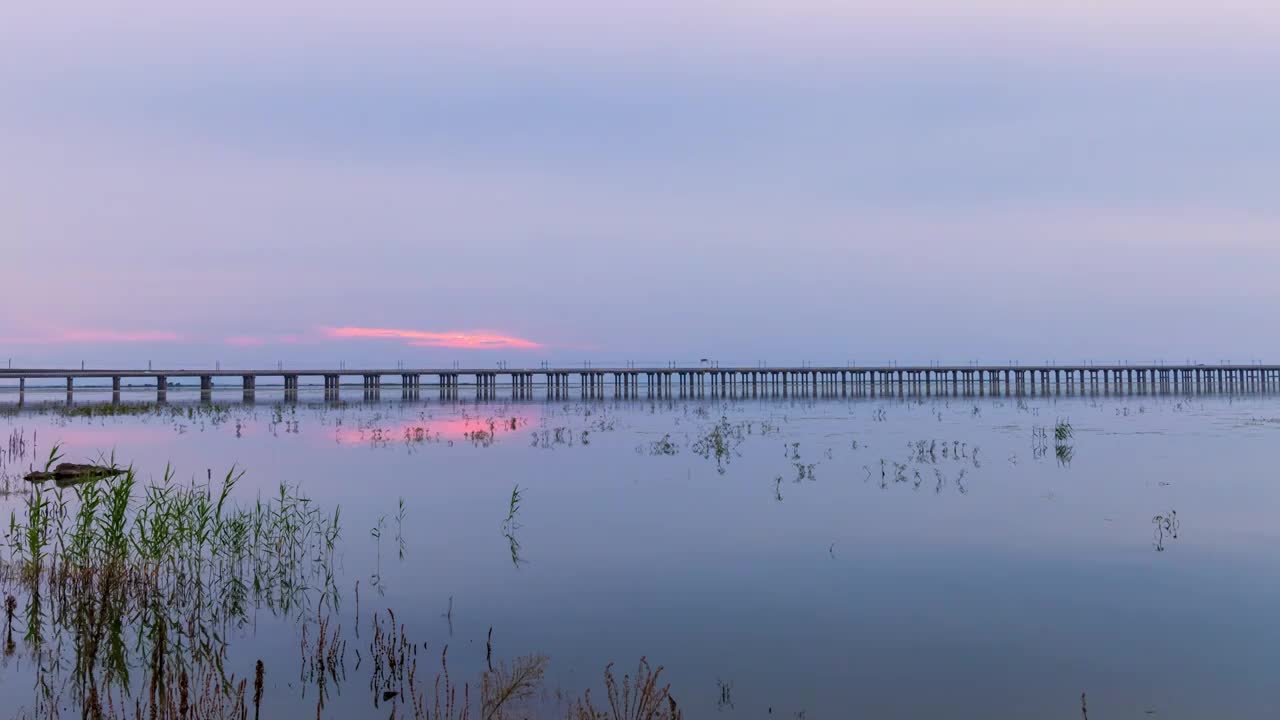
[24,463,125,485]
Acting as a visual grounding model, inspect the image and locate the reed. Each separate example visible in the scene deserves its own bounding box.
[2,459,343,719]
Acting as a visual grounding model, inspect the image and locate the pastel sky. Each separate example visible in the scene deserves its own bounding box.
[3,1,1279,368]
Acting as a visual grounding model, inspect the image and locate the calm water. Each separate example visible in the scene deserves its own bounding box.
[3,387,1280,718]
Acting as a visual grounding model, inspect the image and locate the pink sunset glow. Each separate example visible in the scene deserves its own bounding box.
[323,327,542,350]
[330,414,533,446]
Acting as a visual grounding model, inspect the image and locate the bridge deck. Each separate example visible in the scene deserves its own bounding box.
[2,364,1277,380]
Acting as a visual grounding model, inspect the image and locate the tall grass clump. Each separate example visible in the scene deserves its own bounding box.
[2,460,343,718]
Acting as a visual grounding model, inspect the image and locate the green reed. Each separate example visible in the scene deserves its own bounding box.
[1054,419,1074,442]
[2,458,345,716]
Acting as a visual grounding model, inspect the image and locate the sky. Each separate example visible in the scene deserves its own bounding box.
[3,1,1279,369]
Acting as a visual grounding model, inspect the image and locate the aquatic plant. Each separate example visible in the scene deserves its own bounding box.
[642,435,679,456]
[566,658,682,720]
[2,460,346,718]
[1152,510,1179,552]
[690,417,744,474]
[503,485,523,531]
[480,654,548,720]
[1054,419,1074,442]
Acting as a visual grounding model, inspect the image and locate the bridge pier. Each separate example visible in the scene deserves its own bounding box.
[363,374,381,400]
[401,373,419,399]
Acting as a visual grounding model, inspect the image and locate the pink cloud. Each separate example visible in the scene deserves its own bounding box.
[323,326,542,350]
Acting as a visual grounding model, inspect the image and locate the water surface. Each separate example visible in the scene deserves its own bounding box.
[2,387,1279,718]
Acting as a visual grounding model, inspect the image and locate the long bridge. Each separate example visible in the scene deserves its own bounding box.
[2,364,1279,402]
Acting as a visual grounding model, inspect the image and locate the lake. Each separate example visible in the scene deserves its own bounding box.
[2,385,1279,718]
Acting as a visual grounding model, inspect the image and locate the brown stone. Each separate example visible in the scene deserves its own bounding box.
[24,463,125,485]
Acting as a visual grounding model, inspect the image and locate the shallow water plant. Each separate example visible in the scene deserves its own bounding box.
[2,459,347,718]
[1054,419,1074,442]
[503,485,523,532]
